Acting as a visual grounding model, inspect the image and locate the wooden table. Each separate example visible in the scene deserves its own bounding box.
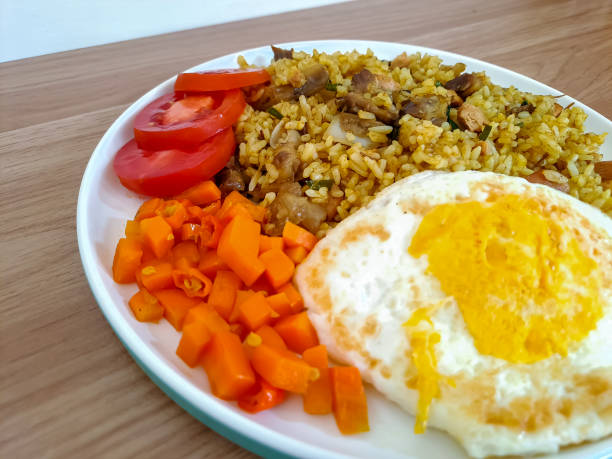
[2,0,611,457]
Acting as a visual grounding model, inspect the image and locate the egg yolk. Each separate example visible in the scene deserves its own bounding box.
[405,194,603,431]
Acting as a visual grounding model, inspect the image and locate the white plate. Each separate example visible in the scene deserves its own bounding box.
[77,40,612,459]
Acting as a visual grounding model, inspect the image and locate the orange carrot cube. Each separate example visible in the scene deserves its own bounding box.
[128,289,164,322]
[259,248,295,289]
[330,367,369,434]
[112,238,143,284]
[176,321,212,367]
[274,311,319,354]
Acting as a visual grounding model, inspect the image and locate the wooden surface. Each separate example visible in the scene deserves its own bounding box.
[1,0,611,457]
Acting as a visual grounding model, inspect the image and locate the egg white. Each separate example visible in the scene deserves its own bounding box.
[294,171,612,458]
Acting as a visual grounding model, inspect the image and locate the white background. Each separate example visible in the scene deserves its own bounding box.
[0,0,349,62]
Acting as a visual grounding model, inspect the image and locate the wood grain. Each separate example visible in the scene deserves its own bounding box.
[1,0,611,457]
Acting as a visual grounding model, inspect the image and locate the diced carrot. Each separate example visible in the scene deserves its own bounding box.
[285,245,308,265]
[140,245,157,265]
[198,215,223,249]
[172,268,212,298]
[255,325,287,349]
[218,191,267,223]
[175,180,221,206]
[180,222,200,242]
[198,249,227,278]
[303,367,332,415]
[156,200,188,231]
[274,311,319,354]
[266,292,293,318]
[112,238,143,283]
[250,274,274,295]
[217,202,253,224]
[176,198,193,209]
[171,241,200,267]
[259,248,295,289]
[303,345,328,369]
[176,321,212,367]
[217,214,265,286]
[135,198,164,221]
[201,331,256,400]
[201,200,221,216]
[239,291,275,330]
[124,220,142,241]
[282,221,318,251]
[183,304,230,334]
[230,290,256,323]
[128,289,164,322]
[140,215,174,259]
[238,378,286,413]
[208,270,242,320]
[250,344,318,394]
[259,235,284,253]
[139,260,174,291]
[330,367,369,434]
[276,283,304,313]
[154,289,202,331]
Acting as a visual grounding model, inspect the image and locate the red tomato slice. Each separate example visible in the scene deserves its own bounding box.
[133,89,245,151]
[113,128,235,197]
[175,68,270,92]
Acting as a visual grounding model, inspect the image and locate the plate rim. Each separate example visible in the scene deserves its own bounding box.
[76,39,612,459]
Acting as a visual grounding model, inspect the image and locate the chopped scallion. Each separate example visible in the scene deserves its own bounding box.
[267,107,283,119]
[325,81,338,91]
[435,81,442,87]
[448,119,459,131]
[478,124,492,141]
[305,179,333,190]
[521,99,528,106]
[390,125,400,140]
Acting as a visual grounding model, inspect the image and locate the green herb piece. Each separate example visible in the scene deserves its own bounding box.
[517,122,524,127]
[448,119,459,131]
[435,81,442,87]
[521,99,528,106]
[478,124,492,141]
[305,179,333,191]
[267,107,283,119]
[390,125,400,140]
[325,81,338,91]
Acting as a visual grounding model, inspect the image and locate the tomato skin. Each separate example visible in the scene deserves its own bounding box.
[238,379,286,414]
[113,128,235,197]
[133,89,245,151]
[175,68,270,92]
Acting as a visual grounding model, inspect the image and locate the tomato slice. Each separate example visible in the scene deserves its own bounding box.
[175,68,270,92]
[113,128,235,197]
[133,89,245,151]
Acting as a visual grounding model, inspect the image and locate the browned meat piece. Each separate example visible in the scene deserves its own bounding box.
[552,103,564,117]
[444,73,484,98]
[351,69,376,92]
[338,112,382,138]
[343,92,399,123]
[506,103,535,115]
[525,170,570,193]
[400,95,448,126]
[351,68,399,93]
[456,103,487,132]
[216,157,246,196]
[272,130,301,182]
[252,84,296,110]
[265,184,327,236]
[390,52,411,70]
[295,63,329,97]
[447,90,463,107]
[271,45,293,61]
[594,161,612,181]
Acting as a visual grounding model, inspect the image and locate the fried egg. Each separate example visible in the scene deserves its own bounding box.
[294,171,612,458]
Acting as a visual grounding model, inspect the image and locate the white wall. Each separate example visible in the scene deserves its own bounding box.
[0,0,350,62]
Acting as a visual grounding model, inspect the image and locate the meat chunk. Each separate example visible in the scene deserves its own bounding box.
[594,161,612,181]
[338,112,382,138]
[216,157,246,196]
[265,183,327,236]
[525,170,570,193]
[390,52,411,70]
[506,103,535,115]
[447,90,463,107]
[444,73,484,98]
[252,84,296,110]
[343,92,399,124]
[295,63,329,97]
[272,130,301,182]
[400,95,448,126]
[271,45,293,61]
[351,69,399,93]
[456,103,487,132]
